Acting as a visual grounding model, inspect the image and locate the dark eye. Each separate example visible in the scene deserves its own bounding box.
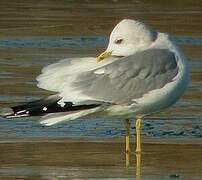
[115,39,123,44]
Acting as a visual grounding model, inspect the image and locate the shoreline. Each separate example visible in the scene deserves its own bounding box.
[0,136,201,144]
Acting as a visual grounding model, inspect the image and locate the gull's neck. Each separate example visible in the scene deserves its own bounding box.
[151,32,188,66]
[150,32,176,51]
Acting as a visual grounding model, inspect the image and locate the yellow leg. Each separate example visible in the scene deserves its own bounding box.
[135,118,142,153]
[124,119,131,167]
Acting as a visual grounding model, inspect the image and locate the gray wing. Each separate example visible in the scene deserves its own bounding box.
[72,49,179,104]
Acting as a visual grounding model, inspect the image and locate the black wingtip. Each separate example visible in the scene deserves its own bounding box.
[3,95,101,119]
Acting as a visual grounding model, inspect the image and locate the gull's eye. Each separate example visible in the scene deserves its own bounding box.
[115,38,123,44]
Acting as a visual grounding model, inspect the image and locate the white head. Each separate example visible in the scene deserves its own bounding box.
[97,19,157,62]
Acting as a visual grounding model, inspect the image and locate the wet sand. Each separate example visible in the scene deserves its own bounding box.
[0,0,202,179]
[0,0,202,38]
[0,138,201,179]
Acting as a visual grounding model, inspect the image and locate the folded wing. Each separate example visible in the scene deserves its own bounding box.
[59,49,179,104]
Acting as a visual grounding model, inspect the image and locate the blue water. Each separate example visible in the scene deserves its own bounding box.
[0,36,202,49]
[0,36,107,48]
[0,114,201,138]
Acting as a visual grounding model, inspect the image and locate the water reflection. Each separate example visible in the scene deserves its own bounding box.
[136,153,141,177]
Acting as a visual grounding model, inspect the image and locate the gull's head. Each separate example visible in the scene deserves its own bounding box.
[97,19,157,62]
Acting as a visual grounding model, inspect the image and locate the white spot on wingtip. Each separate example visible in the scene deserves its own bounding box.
[57,100,66,107]
[43,107,48,111]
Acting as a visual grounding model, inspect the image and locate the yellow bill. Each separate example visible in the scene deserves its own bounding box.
[96,51,112,63]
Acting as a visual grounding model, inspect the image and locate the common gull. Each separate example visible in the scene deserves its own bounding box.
[3,19,190,163]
